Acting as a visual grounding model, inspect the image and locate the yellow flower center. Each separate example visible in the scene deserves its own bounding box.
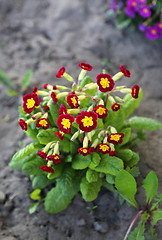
[26,98,35,108]
[71,97,77,106]
[96,107,105,115]
[61,118,71,129]
[81,116,93,127]
[144,8,148,13]
[100,78,110,89]
[39,119,48,127]
[110,135,120,141]
[82,148,88,153]
[54,156,59,160]
[100,145,109,152]
[151,30,156,35]
[132,2,137,6]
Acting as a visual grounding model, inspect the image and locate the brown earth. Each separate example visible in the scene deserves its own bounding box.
[0,0,162,239]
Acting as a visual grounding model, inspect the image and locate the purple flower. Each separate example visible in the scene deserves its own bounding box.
[110,0,117,13]
[126,0,139,10]
[139,5,151,18]
[138,0,147,4]
[155,23,162,39]
[125,6,136,18]
[138,23,147,32]
[146,27,158,41]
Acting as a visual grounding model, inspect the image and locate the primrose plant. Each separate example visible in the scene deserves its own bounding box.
[10,62,161,219]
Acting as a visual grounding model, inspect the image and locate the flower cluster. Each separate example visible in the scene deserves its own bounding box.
[109,0,162,41]
[18,62,140,173]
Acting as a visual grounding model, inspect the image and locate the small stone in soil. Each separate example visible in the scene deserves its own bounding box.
[0,191,5,203]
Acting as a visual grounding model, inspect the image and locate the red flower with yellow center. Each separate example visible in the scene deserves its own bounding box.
[19,119,28,131]
[109,150,117,156]
[111,103,120,111]
[107,133,124,145]
[97,143,111,154]
[57,114,75,134]
[93,105,108,118]
[67,94,80,109]
[78,147,90,156]
[120,65,131,77]
[37,151,47,159]
[23,92,40,114]
[55,131,64,140]
[33,87,38,94]
[46,154,62,164]
[96,73,114,92]
[36,118,49,130]
[56,67,65,78]
[51,92,58,104]
[131,85,140,99]
[76,111,98,132]
[40,165,54,173]
[59,104,68,115]
[44,83,49,89]
[78,62,93,71]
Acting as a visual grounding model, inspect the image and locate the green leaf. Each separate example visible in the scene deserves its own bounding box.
[115,170,138,208]
[49,100,60,126]
[86,169,99,183]
[72,154,91,170]
[105,173,115,184]
[30,189,41,200]
[117,149,134,162]
[79,76,95,107]
[123,89,143,119]
[116,18,131,30]
[9,152,38,169]
[26,125,38,140]
[93,155,124,176]
[119,128,132,147]
[22,70,32,91]
[22,157,47,175]
[124,117,162,131]
[70,140,80,155]
[104,105,125,131]
[89,152,101,168]
[10,143,36,168]
[5,89,18,96]
[59,136,71,153]
[32,174,55,189]
[37,128,58,144]
[29,202,39,214]
[0,70,15,89]
[128,220,145,240]
[45,170,80,213]
[80,177,102,202]
[127,152,140,167]
[97,118,104,129]
[152,209,162,225]
[142,171,158,204]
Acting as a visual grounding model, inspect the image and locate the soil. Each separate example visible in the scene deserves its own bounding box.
[0,0,162,239]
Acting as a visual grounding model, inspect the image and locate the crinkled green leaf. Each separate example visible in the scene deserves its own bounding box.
[105,173,115,184]
[89,152,101,169]
[22,157,46,175]
[80,177,102,202]
[104,105,125,131]
[152,209,162,225]
[32,174,55,189]
[119,128,132,147]
[124,116,162,131]
[26,125,38,140]
[142,171,158,204]
[72,154,91,170]
[9,151,38,169]
[86,169,99,183]
[115,170,138,208]
[49,100,60,126]
[127,152,140,167]
[93,155,124,176]
[123,89,143,119]
[117,149,134,162]
[37,128,58,144]
[30,189,41,200]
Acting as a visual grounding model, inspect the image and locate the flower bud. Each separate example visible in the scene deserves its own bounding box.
[43,96,50,101]
[91,138,99,148]
[57,92,69,99]
[42,113,48,119]
[98,130,106,138]
[108,95,115,105]
[78,95,87,101]
[54,142,60,154]
[67,109,81,114]
[115,86,127,90]
[82,83,97,90]
[114,96,124,103]
[98,99,104,105]
[56,85,68,90]
[32,112,42,120]
[38,90,49,97]
[120,88,131,93]
[83,135,88,148]
[78,69,87,82]
[43,142,55,153]
[71,131,79,141]
[110,127,117,134]
[112,72,123,81]
[72,82,78,91]
[87,105,93,111]
[63,73,74,82]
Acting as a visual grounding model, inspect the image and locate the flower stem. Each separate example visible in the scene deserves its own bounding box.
[123,210,144,240]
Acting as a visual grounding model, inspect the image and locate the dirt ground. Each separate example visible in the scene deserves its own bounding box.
[0,0,162,239]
